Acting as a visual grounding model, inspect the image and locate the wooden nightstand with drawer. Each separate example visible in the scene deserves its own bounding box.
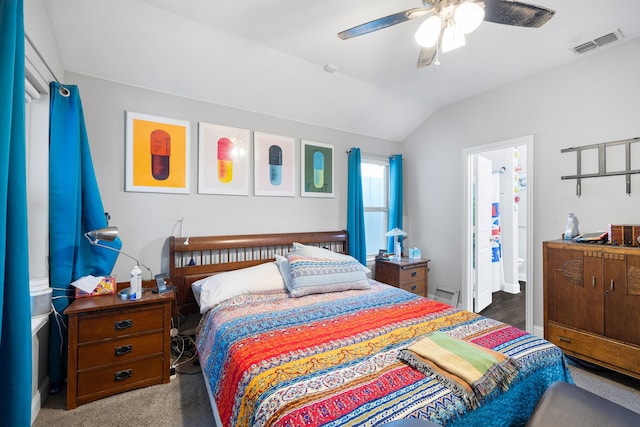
[375,257,430,297]
[65,289,174,409]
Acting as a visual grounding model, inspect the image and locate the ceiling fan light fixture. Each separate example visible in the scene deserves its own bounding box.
[454,1,485,34]
[441,21,466,53]
[415,15,442,47]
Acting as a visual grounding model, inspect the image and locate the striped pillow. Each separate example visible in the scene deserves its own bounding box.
[285,253,370,297]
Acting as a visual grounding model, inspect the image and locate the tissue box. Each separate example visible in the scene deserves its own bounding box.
[408,247,422,259]
[75,276,116,298]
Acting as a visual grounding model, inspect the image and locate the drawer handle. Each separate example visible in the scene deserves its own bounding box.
[610,280,615,291]
[114,369,132,381]
[114,345,132,356]
[411,284,417,291]
[115,319,133,330]
[411,271,417,277]
[559,336,572,344]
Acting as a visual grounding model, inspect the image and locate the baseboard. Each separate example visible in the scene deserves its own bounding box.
[518,272,526,282]
[31,375,49,425]
[502,281,521,294]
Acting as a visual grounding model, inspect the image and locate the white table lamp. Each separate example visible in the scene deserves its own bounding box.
[385,227,407,259]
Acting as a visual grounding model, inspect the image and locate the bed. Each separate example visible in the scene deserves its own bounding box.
[169,230,572,427]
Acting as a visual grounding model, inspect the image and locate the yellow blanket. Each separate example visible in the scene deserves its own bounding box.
[398,331,520,409]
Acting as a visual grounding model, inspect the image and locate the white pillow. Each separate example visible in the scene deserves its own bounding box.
[292,242,371,274]
[191,262,285,314]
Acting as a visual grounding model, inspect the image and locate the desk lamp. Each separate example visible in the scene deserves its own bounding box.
[85,226,153,291]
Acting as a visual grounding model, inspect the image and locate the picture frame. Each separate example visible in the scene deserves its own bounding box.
[197,122,250,195]
[125,111,190,194]
[253,132,296,197]
[301,140,334,198]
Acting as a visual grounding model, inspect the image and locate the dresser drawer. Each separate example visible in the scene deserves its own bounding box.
[375,258,429,298]
[77,355,164,398]
[400,280,426,296]
[77,331,164,370]
[398,266,426,284]
[547,322,640,375]
[78,306,164,343]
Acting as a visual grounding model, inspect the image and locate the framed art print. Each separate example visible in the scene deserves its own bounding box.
[198,122,250,195]
[301,140,334,198]
[125,112,190,194]
[254,132,296,197]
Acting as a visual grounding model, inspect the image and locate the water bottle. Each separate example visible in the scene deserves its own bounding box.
[129,263,142,300]
[564,213,579,240]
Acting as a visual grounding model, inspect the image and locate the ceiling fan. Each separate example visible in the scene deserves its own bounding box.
[338,0,555,67]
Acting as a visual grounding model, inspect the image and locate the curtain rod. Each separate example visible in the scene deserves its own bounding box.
[345,150,402,160]
[25,33,70,97]
[25,33,61,85]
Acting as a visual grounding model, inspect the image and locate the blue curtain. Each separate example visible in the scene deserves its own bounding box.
[0,0,32,424]
[388,154,403,253]
[347,148,366,264]
[48,81,121,392]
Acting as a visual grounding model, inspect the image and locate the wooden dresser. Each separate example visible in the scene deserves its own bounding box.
[65,290,174,409]
[375,257,429,297]
[543,240,640,379]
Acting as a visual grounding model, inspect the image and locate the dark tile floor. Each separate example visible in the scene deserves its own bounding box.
[479,282,526,330]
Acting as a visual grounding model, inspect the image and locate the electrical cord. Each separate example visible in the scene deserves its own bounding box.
[170,333,199,374]
[50,298,68,355]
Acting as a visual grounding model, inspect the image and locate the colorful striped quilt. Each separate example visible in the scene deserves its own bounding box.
[196,281,572,427]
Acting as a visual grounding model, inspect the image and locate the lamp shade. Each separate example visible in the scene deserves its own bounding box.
[454,2,485,34]
[441,22,466,53]
[86,226,119,242]
[415,15,442,48]
[385,227,408,237]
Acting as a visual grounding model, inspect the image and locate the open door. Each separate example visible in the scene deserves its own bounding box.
[474,154,493,312]
[464,136,533,332]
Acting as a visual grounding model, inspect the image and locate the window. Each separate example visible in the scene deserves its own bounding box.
[361,157,389,258]
[25,55,51,287]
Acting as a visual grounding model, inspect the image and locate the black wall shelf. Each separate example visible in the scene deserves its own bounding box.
[561,137,640,196]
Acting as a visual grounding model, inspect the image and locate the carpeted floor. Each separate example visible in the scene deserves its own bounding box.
[33,362,215,427]
[566,357,640,414]
[33,356,640,426]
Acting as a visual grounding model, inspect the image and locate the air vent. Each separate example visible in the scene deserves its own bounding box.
[573,41,597,55]
[571,29,624,55]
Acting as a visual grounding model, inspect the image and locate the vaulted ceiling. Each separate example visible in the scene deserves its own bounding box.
[44,0,640,141]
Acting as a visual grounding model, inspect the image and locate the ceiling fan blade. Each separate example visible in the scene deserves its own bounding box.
[484,0,555,28]
[338,8,429,40]
[416,46,437,68]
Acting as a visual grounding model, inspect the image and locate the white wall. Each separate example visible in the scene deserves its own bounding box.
[66,72,401,282]
[403,38,640,330]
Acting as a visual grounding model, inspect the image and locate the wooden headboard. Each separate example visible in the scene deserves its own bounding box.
[169,230,349,315]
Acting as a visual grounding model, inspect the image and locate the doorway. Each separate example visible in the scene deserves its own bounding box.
[462,135,533,332]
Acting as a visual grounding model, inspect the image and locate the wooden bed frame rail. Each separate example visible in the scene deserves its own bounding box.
[169,230,349,315]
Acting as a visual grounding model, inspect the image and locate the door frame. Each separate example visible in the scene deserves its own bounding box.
[462,135,534,332]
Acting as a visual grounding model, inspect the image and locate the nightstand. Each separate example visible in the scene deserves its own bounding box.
[375,257,430,297]
[64,289,174,409]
